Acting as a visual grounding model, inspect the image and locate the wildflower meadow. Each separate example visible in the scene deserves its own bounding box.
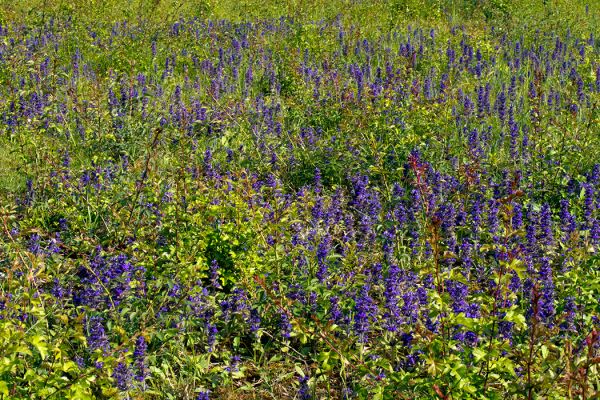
[0,0,599,398]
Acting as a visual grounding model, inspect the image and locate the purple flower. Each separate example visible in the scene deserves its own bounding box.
[498,320,514,342]
[298,375,311,400]
[279,312,292,338]
[401,291,420,324]
[353,285,377,342]
[583,184,595,226]
[112,362,131,391]
[560,199,577,238]
[51,278,65,299]
[209,260,222,289]
[28,233,41,255]
[314,167,322,193]
[248,308,261,333]
[316,235,331,282]
[134,336,148,382]
[207,323,218,352]
[226,355,241,372]
[488,200,500,237]
[538,258,555,325]
[197,390,211,400]
[383,265,401,331]
[329,296,345,326]
[446,280,468,314]
[560,296,577,332]
[464,331,478,346]
[86,316,110,353]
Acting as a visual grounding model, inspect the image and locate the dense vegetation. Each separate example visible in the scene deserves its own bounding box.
[0,0,598,398]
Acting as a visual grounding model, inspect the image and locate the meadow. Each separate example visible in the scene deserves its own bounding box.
[0,0,599,398]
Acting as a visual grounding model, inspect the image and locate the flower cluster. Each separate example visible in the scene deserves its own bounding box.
[1,4,599,399]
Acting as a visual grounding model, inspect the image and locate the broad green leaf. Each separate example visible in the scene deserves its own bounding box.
[30,335,48,360]
[473,347,487,362]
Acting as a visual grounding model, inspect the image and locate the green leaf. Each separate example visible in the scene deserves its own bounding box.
[473,347,487,362]
[504,310,527,330]
[16,345,33,357]
[372,385,384,400]
[30,335,48,360]
[540,345,549,360]
[507,259,527,279]
[63,361,78,373]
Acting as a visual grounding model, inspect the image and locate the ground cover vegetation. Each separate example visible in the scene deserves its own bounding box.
[0,0,599,398]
